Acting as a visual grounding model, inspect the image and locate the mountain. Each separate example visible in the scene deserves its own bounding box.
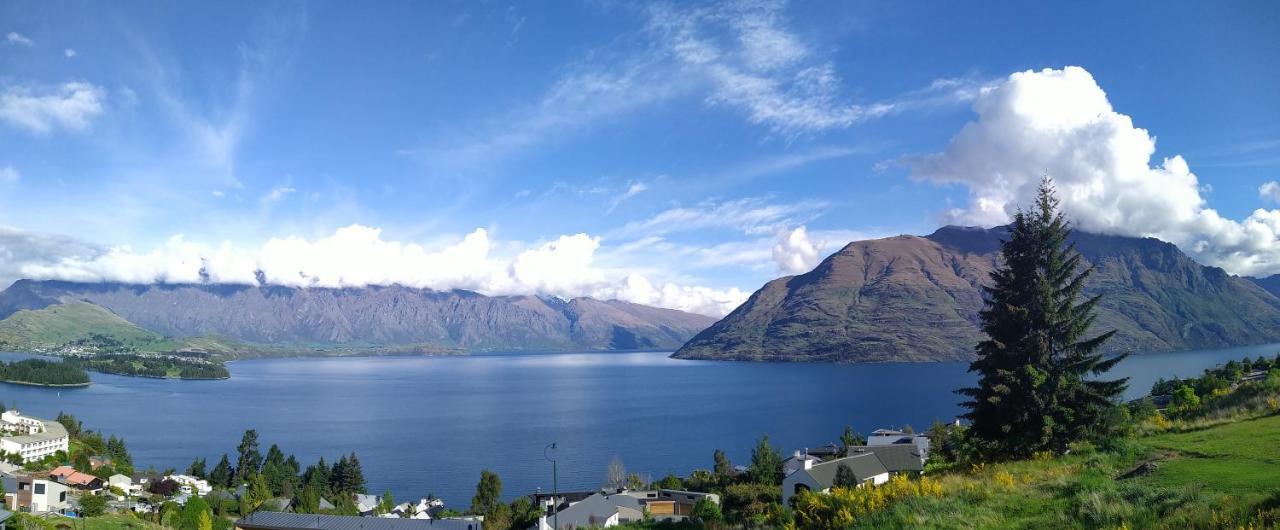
[0,280,716,355]
[674,226,1280,363]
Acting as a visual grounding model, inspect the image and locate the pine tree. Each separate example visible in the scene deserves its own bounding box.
[209,454,233,488]
[748,435,782,485]
[235,430,262,484]
[957,179,1128,459]
[833,464,856,488]
[470,470,502,516]
[344,453,366,494]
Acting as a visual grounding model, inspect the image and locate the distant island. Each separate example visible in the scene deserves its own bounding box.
[0,358,90,386]
[68,353,231,380]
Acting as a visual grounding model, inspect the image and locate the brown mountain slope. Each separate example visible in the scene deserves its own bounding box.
[674,226,1280,362]
[0,281,716,354]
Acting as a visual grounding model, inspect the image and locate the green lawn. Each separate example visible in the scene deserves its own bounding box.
[1140,414,1280,495]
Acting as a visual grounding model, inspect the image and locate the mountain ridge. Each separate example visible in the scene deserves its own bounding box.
[0,280,716,355]
[673,225,1280,362]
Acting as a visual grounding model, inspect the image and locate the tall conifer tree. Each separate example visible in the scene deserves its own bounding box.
[957,179,1128,458]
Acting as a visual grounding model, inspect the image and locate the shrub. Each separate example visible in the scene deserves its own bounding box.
[791,475,943,529]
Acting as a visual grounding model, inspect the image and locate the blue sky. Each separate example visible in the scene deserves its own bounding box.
[1,1,1278,315]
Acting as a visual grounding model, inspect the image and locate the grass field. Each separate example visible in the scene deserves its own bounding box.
[1140,414,1280,496]
[836,414,1280,529]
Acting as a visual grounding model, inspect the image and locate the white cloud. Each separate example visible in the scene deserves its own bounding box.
[910,65,1280,277]
[645,0,980,137]
[772,226,822,275]
[12,224,748,316]
[262,185,296,203]
[1260,181,1280,204]
[612,197,826,238]
[6,32,33,47]
[607,181,650,212]
[64,48,76,58]
[0,166,19,186]
[0,82,105,134]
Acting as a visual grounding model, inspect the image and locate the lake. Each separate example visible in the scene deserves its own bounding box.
[1,344,1277,506]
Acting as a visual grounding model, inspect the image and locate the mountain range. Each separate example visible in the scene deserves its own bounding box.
[0,281,716,356]
[674,226,1280,362]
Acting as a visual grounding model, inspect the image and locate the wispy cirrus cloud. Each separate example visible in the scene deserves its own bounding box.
[610,196,827,239]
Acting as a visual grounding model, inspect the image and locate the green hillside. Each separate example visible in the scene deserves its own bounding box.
[0,301,242,356]
[0,301,165,352]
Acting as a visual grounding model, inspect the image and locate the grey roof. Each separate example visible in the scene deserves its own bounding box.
[0,509,12,523]
[544,492,643,529]
[2,417,68,445]
[845,445,925,473]
[805,453,889,488]
[237,512,480,530]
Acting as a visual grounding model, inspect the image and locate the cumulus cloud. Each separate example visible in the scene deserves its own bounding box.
[1260,181,1280,204]
[6,32,33,47]
[910,65,1280,276]
[772,226,822,275]
[10,224,748,316]
[0,82,105,134]
[64,48,76,58]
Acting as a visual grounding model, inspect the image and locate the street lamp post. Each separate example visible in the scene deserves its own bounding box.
[544,442,558,530]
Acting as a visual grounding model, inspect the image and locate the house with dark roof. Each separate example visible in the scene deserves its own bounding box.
[843,444,926,474]
[868,429,930,458]
[781,452,889,505]
[531,489,720,530]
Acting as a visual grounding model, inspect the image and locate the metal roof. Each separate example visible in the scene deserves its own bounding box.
[237,511,480,530]
[845,444,925,472]
[804,453,889,488]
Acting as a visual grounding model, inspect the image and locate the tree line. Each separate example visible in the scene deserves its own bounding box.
[0,358,90,385]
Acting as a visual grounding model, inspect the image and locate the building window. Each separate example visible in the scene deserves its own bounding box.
[35,483,45,494]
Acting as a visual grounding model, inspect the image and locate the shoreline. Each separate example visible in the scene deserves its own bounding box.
[0,378,91,388]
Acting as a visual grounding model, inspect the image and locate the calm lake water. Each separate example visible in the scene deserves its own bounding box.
[1,344,1277,506]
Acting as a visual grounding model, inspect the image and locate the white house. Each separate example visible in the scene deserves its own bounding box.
[165,474,212,496]
[109,474,142,496]
[781,452,890,506]
[0,412,69,463]
[6,475,70,514]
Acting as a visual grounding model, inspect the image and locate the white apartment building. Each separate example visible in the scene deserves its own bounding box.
[0,411,69,463]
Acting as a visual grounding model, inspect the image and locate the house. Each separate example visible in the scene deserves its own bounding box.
[804,443,843,460]
[7,475,70,514]
[0,412,69,463]
[355,493,381,515]
[867,429,930,458]
[533,489,719,530]
[108,474,141,496]
[50,466,105,492]
[781,453,890,505]
[236,511,481,530]
[783,451,824,476]
[843,444,927,474]
[165,474,212,496]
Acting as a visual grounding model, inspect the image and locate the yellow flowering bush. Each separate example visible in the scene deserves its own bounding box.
[792,474,944,529]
